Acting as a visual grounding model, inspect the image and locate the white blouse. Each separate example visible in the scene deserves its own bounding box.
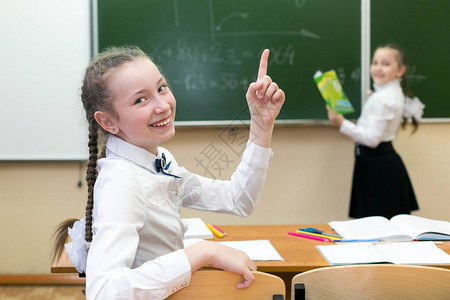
[85,135,273,299]
[340,79,405,148]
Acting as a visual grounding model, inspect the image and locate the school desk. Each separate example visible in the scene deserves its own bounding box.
[206,224,450,298]
[51,224,450,299]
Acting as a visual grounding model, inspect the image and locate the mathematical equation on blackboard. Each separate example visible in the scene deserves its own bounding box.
[98,0,361,120]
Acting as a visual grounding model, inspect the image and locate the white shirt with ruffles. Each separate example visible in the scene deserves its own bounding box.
[340,79,405,148]
[85,134,273,299]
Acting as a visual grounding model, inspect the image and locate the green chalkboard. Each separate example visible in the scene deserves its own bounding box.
[98,0,361,122]
[371,0,450,119]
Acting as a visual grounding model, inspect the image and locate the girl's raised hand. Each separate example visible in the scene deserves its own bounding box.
[246,49,285,124]
[246,49,285,147]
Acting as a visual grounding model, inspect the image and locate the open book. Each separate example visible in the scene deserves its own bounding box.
[316,241,450,265]
[329,214,450,241]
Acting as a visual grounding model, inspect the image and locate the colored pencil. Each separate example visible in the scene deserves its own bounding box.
[288,231,333,242]
[206,223,224,238]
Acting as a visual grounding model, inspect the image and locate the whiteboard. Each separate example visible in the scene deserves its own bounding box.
[0,0,90,160]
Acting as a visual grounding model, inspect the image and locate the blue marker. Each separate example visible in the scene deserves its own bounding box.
[299,227,341,238]
[334,239,381,242]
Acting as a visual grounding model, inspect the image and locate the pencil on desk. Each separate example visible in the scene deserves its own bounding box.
[288,231,333,242]
[210,224,227,237]
[206,224,224,238]
[299,227,341,238]
[296,230,342,241]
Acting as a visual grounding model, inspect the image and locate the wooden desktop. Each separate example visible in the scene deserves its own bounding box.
[52,224,450,299]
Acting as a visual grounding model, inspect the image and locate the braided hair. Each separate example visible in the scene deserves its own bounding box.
[80,46,149,242]
[52,46,150,263]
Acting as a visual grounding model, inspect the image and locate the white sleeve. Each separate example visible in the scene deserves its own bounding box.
[340,95,396,148]
[86,171,191,300]
[87,248,191,300]
[181,140,273,216]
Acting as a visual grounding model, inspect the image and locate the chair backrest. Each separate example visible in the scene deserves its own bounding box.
[292,264,450,300]
[167,269,285,300]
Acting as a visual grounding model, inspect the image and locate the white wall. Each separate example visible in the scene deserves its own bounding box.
[0,0,90,160]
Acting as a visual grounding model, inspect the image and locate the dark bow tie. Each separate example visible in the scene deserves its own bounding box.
[155,153,180,178]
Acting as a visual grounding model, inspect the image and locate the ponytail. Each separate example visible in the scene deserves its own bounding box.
[379,43,421,133]
[51,218,78,264]
[401,114,420,134]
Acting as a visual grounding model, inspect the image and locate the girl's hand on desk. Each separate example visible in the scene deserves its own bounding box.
[246,49,285,147]
[184,241,256,289]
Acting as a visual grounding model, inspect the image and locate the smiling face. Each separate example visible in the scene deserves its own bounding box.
[370,47,406,86]
[98,57,176,155]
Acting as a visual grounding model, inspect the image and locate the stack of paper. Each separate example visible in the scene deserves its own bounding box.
[183,239,283,261]
[217,240,284,261]
[183,218,213,239]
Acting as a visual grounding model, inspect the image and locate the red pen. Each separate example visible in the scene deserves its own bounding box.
[288,231,333,242]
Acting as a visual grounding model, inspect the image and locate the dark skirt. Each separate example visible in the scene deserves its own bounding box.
[349,142,419,219]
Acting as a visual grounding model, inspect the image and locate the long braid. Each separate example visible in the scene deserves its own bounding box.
[81,46,149,242]
[85,120,99,242]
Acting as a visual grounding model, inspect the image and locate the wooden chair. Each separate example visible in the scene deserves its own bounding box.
[292,264,450,300]
[167,269,285,300]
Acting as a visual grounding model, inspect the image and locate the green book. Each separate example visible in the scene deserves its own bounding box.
[314,69,354,114]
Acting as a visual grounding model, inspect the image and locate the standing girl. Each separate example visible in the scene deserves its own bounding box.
[53,46,285,299]
[326,43,424,219]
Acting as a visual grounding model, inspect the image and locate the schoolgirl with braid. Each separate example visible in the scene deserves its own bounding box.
[52,46,285,299]
[326,43,424,219]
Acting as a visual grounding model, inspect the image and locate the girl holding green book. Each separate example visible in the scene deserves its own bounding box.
[326,44,424,219]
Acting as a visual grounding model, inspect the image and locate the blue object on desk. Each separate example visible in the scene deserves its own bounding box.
[299,227,341,238]
[334,239,381,242]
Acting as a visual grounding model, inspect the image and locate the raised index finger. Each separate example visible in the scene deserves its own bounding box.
[257,49,270,80]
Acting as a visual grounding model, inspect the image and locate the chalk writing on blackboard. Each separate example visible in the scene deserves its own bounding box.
[99,0,363,121]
